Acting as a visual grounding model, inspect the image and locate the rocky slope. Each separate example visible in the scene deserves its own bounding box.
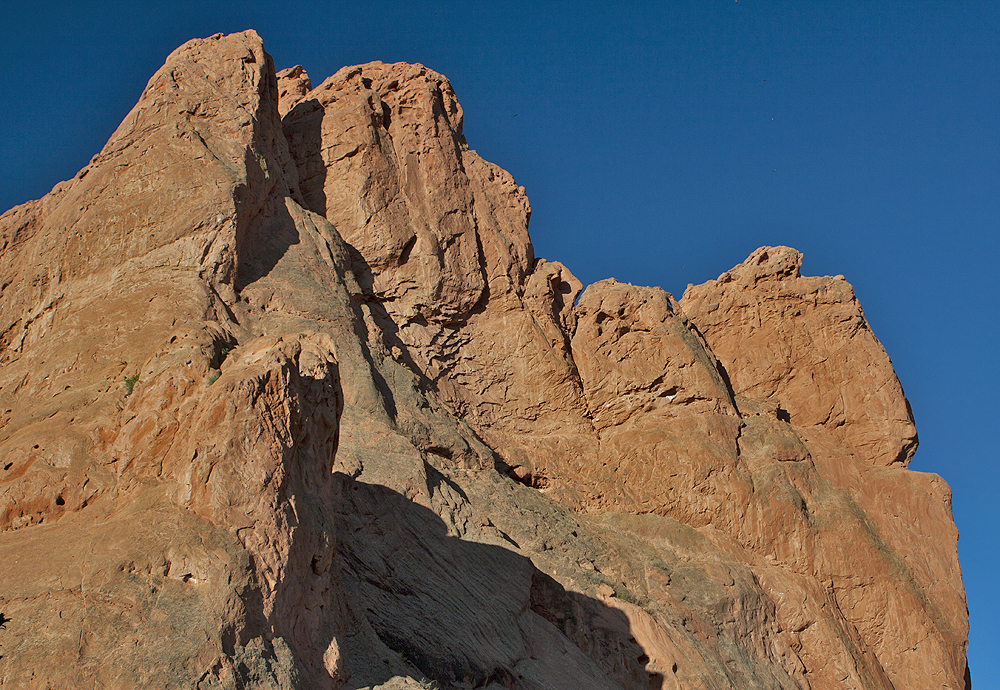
[0,31,968,690]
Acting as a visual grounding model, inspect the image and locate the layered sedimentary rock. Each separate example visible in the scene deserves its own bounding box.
[0,31,968,690]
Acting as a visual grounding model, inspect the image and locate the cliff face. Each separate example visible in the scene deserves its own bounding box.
[0,31,968,690]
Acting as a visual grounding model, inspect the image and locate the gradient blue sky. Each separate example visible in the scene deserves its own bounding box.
[2,1,997,682]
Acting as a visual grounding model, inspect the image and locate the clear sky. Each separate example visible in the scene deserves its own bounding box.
[2,0,997,682]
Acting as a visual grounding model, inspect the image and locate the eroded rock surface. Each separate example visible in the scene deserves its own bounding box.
[680,246,918,467]
[0,31,968,690]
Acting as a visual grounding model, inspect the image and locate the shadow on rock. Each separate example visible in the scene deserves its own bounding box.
[282,98,328,217]
[332,473,665,690]
[236,201,301,290]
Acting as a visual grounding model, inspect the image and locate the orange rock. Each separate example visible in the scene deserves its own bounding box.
[680,245,918,467]
[681,246,967,688]
[0,32,969,690]
[282,61,486,324]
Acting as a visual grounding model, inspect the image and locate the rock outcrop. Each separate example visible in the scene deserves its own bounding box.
[0,31,968,690]
[680,246,919,467]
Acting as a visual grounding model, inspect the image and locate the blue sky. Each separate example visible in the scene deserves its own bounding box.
[2,1,997,682]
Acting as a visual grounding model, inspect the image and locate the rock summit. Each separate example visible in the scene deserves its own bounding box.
[0,31,969,690]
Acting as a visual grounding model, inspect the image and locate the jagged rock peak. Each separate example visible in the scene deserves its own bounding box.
[681,246,919,467]
[0,31,969,690]
[716,245,804,282]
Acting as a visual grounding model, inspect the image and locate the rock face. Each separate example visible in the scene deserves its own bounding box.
[0,31,968,690]
[680,246,919,467]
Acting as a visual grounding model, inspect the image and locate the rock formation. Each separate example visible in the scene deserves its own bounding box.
[0,31,969,690]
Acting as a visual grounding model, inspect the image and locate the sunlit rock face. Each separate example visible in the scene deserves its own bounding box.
[0,30,968,690]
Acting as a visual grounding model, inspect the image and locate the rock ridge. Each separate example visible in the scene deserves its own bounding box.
[0,31,968,690]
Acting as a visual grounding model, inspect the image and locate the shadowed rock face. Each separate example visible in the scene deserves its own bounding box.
[0,31,968,690]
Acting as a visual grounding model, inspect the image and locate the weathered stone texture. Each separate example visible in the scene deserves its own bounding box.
[680,245,918,467]
[0,31,968,690]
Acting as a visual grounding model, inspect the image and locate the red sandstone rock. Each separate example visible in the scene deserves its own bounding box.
[277,65,313,116]
[0,32,969,690]
[680,245,918,467]
[282,61,486,324]
[680,246,967,688]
